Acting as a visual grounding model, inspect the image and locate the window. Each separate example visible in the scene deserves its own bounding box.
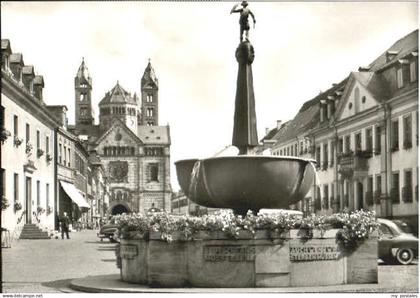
[147,94,153,102]
[26,123,30,143]
[46,183,50,207]
[403,169,413,202]
[329,142,334,167]
[13,115,18,136]
[148,163,159,182]
[355,132,362,152]
[300,142,303,155]
[344,135,351,153]
[323,184,329,209]
[391,172,400,204]
[375,175,382,198]
[295,144,298,156]
[59,144,62,164]
[68,148,71,167]
[37,180,40,207]
[338,138,343,154]
[403,114,412,149]
[397,68,404,88]
[14,173,18,202]
[323,143,328,169]
[315,146,321,166]
[46,136,49,154]
[367,176,374,205]
[80,107,87,116]
[36,130,40,150]
[375,126,381,154]
[391,120,399,151]
[63,146,67,166]
[147,108,154,117]
[410,61,417,82]
[80,93,87,101]
[366,128,373,152]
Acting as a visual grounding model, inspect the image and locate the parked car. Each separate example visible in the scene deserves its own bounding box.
[97,223,119,243]
[378,218,418,265]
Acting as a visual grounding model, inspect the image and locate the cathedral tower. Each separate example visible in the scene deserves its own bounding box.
[141,60,159,126]
[75,58,94,126]
[98,81,139,135]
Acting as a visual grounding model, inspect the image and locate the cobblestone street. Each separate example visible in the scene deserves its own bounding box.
[2,230,119,293]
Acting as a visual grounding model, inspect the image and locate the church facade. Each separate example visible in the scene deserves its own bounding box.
[69,60,172,215]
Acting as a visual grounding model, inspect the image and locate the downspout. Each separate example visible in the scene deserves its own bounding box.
[333,124,339,213]
[54,128,58,230]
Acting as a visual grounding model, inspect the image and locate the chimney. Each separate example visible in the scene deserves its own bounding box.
[276,120,282,130]
[33,75,44,101]
[9,53,24,82]
[22,65,35,93]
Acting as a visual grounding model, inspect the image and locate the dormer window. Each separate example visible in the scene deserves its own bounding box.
[397,68,404,88]
[397,59,410,89]
[386,50,398,62]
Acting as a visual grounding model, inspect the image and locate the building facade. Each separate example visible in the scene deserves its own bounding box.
[1,40,58,237]
[68,60,172,214]
[260,30,418,232]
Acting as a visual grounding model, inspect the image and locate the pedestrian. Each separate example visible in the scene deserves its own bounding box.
[60,212,70,240]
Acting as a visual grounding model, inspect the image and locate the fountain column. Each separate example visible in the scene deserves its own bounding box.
[232,41,258,155]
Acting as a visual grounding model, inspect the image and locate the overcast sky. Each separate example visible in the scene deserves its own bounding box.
[1,1,417,190]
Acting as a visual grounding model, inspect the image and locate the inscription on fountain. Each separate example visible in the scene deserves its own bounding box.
[120,245,138,259]
[289,243,340,261]
[203,245,256,262]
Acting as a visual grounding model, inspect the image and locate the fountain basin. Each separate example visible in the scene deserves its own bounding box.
[175,156,316,212]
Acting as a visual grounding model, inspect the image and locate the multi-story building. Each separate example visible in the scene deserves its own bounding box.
[1,39,58,237]
[261,30,418,232]
[68,60,172,214]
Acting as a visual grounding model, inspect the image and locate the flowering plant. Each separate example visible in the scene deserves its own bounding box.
[14,201,22,211]
[114,209,379,250]
[37,148,44,157]
[0,128,11,144]
[37,206,45,214]
[14,136,23,147]
[2,196,10,210]
[25,142,33,154]
[46,153,53,162]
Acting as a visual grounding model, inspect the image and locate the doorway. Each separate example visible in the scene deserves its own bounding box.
[111,204,129,215]
[25,177,32,223]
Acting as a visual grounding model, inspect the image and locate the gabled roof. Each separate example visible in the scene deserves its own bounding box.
[137,126,170,145]
[95,117,142,146]
[141,61,159,89]
[368,30,418,72]
[99,82,137,106]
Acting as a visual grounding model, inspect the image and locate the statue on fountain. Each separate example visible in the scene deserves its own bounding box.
[230,0,256,42]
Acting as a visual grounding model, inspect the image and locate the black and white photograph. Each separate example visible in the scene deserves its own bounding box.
[0,0,418,294]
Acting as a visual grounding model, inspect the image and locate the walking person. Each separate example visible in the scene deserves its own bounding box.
[60,212,70,240]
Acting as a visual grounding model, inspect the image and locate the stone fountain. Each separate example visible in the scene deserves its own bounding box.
[115,2,378,289]
[175,2,315,215]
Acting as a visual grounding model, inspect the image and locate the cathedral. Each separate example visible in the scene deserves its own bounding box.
[68,59,172,215]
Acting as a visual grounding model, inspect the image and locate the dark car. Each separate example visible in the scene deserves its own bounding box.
[97,223,119,243]
[378,218,418,265]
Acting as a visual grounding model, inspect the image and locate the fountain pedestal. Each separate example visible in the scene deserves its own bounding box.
[120,230,378,287]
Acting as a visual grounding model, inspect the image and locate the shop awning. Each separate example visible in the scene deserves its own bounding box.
[60,181,90,209]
